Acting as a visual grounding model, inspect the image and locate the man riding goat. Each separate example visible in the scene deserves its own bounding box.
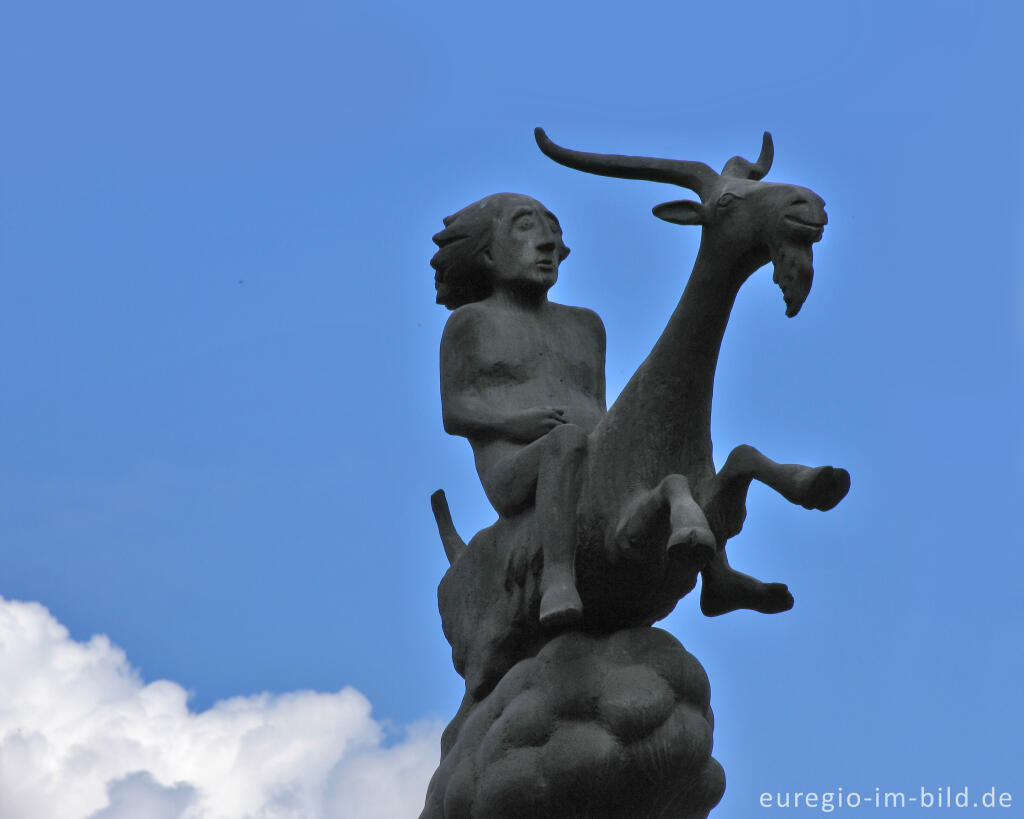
[432,192,789,629]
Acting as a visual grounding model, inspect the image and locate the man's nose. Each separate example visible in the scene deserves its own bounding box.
[535,224,556,251]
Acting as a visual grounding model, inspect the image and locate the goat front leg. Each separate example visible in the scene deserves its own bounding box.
[612,474,716,570]
[699,444,850,617]
[700,550,794,617]
[705,444,850,538]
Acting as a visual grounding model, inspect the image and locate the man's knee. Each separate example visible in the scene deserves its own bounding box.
[547,422,588,457]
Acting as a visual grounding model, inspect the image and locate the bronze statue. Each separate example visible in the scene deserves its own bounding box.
[433,193,598,630]
[421,129,850,819]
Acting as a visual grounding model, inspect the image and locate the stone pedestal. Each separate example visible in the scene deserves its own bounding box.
[421,627,724,819]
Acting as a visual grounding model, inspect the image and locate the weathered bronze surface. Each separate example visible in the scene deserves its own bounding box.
[420,129,849,819]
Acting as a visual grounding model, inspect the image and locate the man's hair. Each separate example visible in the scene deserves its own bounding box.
[431,193,569,310]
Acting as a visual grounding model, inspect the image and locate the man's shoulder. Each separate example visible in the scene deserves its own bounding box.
[443,300,501,336]
[446,299,497,321]
[441,301,513,354]
[443,299,606,341]
[549,302,606,336]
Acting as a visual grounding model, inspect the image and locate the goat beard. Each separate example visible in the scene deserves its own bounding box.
[770,240,815,318]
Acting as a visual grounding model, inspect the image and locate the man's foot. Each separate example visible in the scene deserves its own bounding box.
[539,580,584,631]
[792,466,851,511]
[700,568,794,617]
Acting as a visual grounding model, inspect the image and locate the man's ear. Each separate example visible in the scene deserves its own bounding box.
[652,199,704,226]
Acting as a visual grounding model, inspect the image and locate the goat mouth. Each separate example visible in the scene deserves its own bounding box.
[784,215,826,242]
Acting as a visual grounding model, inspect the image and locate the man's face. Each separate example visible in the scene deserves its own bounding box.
[487,197,565,294]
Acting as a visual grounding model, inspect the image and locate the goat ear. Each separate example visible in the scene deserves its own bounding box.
[653,199,704,225]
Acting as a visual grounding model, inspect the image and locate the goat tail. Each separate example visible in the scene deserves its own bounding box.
[430,489,467,565]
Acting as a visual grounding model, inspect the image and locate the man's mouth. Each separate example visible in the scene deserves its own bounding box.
[535,260,555,272]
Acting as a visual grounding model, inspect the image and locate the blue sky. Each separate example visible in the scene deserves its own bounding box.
[1,1,1022,816]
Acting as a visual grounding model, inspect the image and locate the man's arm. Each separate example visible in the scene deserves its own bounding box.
[579,306,607,411]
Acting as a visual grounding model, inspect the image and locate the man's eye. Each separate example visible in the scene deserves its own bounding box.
[517,219,533,230]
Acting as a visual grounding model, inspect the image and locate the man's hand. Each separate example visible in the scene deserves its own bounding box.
[503,407,568,442]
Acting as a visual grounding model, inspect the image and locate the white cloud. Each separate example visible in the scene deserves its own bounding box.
[0,597,441,819]
[87,773,197,819]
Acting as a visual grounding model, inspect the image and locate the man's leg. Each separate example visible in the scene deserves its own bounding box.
[535,424,587,629]
[480,424,587,630]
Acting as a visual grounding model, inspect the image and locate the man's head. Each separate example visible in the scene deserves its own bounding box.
[432,193,570,309]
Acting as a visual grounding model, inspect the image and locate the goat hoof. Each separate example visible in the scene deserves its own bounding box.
[701,578,794,617]
[667,527,716,569]
[800,466,851,511]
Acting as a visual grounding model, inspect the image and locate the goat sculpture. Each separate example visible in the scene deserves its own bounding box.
[534,127,850,619]
[421,130,851,819]
[432,130,850,692]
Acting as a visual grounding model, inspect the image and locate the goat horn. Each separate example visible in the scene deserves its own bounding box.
[721,131,774,180]
[535,128,718,199]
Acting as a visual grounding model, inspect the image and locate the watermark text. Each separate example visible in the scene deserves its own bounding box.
[760,787,1014,811]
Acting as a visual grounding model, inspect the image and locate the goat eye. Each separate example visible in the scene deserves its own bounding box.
[717,193,737,208]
